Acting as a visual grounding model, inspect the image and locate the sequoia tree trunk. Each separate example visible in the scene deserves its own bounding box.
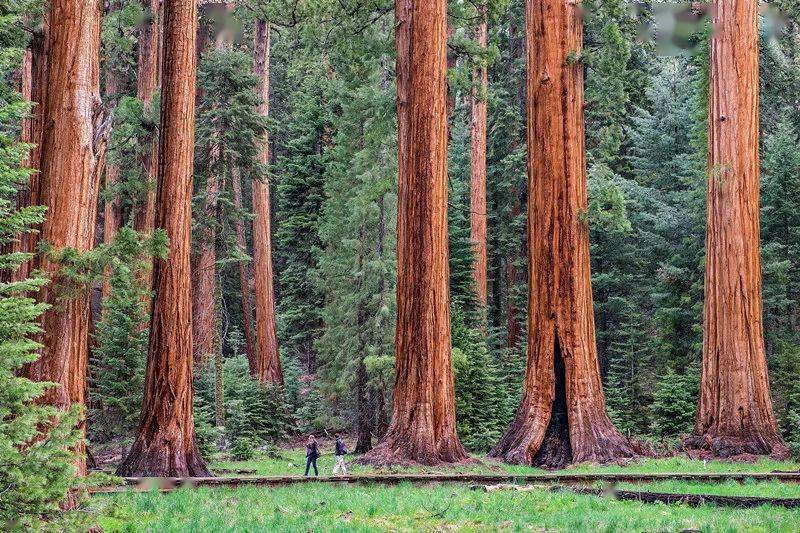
[252,19,283,384]
[489,0,633,468]
[11,23,49,284]
[117,0,211,477]
[191,161,219,366]
[685,0,788,458]
[361,0,467,466]
[21,0,105,479]
[469,2,489,311]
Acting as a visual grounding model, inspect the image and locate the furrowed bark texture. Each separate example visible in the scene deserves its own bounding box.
[252,19,283,384]
[11,24,49,283]
[470,2,489,310]
[191,157,219,365]
[686,0,788,458]
[21,0,104,478]
[117,0,210,477]
[362,0,467,466]
[489,0,633,468]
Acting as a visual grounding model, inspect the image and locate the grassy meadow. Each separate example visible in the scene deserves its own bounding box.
[87,445,800,532]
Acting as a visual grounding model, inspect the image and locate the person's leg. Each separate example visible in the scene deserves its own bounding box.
[341,456,348,475]
[305,456,312,476]
[333,456,340,475]
[313,457,319,476]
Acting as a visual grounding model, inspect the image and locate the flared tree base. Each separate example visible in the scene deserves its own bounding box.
[683,432,790,460]
[116,435,212,477]
[357,427,469,467]
[489,414,635,469]
[491,343,635,469]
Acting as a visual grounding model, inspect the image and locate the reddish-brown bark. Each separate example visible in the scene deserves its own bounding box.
[252,19,282,384]
[469,2,489,310]
[191,165,219,366]
[362,0,467,466]
[21,0,105,479]
[684,0,788,459]
[117,0,210,477]
[11,23,49,284]
[489,0,633,468]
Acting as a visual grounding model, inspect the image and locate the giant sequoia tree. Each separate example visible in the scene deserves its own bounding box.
[252,18,283,384]
[685,0,788,458]
[117,0,211,477]
[470,2,489,311]
[362,0,467,466]
[489,0,633,468]
[22,0,105,478]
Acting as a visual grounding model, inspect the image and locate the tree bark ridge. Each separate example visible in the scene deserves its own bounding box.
[685,0,788,459]
[489,0,633,468]
[361,0,467,466]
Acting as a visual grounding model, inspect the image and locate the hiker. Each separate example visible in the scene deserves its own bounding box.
[333,435,348,476]
[304,434,320,476]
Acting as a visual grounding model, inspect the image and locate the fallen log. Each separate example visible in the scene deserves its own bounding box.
[553,486,800,509]
[213,468,258,475]
[85,471,800,495]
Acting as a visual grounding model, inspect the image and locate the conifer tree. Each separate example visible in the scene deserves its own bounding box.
[688,0,788,458]
[0,22,83,525]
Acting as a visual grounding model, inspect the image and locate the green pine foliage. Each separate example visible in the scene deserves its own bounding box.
[452,313,511,452]
[314,14,397,442]
[0,10,83,526]
[273,45,329,375]
[89,228,160,442]
[105,94,159,214]
[650,365,699,440]
[224,355,290,452]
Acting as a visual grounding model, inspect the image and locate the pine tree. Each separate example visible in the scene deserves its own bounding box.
[90,228,164,442]
[651,367,698,440]
[274,53,328,374]
[452,312,511,452]
[0,19,82,524]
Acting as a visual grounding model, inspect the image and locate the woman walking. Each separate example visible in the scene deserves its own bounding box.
[304,435,320,476]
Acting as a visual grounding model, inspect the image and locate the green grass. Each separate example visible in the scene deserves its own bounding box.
[91,449,800,531]
[207,447,800,478]
[616,478,800,498]
[92,482,800,532]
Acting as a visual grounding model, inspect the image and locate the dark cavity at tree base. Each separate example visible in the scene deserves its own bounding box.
[490,342,635,469]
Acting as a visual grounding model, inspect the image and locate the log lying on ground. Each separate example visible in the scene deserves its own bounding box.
[213,468,258,475]
[552,485,800,509]
[84,472,800,494]
[471,483,800,509]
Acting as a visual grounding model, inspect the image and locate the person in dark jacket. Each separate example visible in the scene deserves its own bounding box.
[304,435,320,476]
[332,435,348,475]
